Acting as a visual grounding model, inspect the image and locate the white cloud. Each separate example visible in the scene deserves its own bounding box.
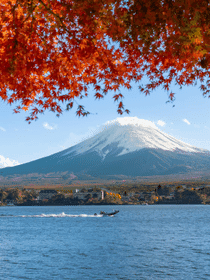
[183,119,191,125]
[0,155,20,168]
[0,126,6,132]
[43,122,57,130]
[157,120,166,127]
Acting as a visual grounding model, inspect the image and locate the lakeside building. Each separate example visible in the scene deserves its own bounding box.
[38,189,57,200]
[73,189,104,200]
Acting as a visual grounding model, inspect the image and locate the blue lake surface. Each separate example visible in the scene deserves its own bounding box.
[1,205,210,279]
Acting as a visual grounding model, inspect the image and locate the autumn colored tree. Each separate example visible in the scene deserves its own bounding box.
[0,0,210,122]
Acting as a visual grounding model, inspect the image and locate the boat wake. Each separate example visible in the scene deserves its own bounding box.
[20,212,103,218]
[1,212,119,218]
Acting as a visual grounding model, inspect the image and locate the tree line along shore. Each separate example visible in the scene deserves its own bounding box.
[1,182,210,206]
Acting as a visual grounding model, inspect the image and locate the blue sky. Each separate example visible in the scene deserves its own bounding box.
[1,79,210,166]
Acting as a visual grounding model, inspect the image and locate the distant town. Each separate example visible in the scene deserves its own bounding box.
[1,182,210,206]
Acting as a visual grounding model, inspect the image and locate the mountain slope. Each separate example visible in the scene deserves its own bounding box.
[1,117,210,180]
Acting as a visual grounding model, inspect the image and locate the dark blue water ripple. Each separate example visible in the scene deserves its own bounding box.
[1,205,210,279]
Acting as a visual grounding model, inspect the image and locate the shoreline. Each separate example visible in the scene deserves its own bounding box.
[2,202,209,206]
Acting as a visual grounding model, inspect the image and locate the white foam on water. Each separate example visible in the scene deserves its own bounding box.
[20,212,103,218]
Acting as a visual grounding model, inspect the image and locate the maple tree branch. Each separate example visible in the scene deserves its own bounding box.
[8,2,19,73]
[37,0,73,37]
[23,0,38,23]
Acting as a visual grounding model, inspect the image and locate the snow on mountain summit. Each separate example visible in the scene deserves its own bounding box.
[106,117,157,129]
[63,117,207,159]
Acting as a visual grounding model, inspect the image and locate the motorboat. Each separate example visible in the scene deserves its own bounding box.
[100,210,119,216]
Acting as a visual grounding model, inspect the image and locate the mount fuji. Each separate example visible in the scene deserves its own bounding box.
[1,117,210,182]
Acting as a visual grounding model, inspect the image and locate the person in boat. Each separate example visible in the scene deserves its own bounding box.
[100,210,119,216]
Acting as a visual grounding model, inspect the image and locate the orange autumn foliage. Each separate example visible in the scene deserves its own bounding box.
[0,0,210,122]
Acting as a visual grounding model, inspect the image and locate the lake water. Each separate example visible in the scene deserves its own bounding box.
[1,205,210,279]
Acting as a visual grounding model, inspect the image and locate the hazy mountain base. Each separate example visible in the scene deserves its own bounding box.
[0,170,210,188]
[1,147,210,188]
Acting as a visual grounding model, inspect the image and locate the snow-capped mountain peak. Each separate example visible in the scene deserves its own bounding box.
[62,117,207,159]
[105,117,157,129]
